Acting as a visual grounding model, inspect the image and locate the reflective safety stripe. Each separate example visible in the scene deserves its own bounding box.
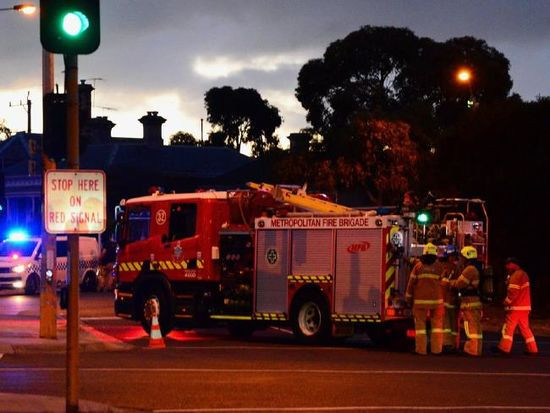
[460,301,482,309]
[508,284,520,289]
[521,282,530,289]
[417,274,441,280]
[415,329,427,335]
[443,328,451,333]
[457,274,470,284]
[526,337,535,343]
[414,299,443,305]
[506,306,531,311]
[444,303,456,309]
[464,321,483,339]
[431,328,445,333]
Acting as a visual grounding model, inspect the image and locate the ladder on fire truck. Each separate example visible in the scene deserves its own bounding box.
[247,182,364,215]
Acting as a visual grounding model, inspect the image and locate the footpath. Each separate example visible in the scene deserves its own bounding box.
[0,308,137,412]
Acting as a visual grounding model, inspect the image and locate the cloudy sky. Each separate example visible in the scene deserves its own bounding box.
[1,0,549,149]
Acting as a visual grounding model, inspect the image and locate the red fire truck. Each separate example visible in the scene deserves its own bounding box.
[113,183,413,344]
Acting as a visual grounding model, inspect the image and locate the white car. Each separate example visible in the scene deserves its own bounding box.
[0,235,100,295]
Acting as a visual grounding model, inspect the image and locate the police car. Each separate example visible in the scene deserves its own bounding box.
[0,231,100,295]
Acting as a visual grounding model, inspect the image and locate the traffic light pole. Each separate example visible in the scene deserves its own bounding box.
[64,53,80,413]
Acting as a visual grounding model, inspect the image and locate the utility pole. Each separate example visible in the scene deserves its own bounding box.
[9,92,31,133]
[39,49,57,340]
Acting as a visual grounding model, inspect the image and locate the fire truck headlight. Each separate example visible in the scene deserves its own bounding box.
[12,265,26,274]
[12,280,24,289]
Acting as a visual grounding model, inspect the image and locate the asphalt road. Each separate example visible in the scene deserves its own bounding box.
[0,292,549,412]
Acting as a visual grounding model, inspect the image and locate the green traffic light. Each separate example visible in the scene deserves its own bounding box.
[417,212,430,224]
[62,11,90,36]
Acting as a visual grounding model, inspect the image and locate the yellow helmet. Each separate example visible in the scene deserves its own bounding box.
[423,243,438,256]
[461,246,478,259]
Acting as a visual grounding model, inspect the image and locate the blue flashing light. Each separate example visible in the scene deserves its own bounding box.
[7,230,29,242]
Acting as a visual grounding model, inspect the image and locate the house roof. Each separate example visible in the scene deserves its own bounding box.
[79,143,254,179]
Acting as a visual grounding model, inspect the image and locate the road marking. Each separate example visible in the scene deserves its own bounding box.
[152,407,550,412]
[1,368,549,378]
[170,345,351,351]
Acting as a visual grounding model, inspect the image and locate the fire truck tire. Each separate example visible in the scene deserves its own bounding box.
[291,292,331,343]
[81,271,98,292]
[24,273,40,295]
[227,321,255,337]
[139,286,174,336]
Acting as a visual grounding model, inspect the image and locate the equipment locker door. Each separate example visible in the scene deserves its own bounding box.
[255,229,288,313]
[334,228,383,315]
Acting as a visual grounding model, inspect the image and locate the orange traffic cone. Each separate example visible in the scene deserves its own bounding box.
[148,315,166,349]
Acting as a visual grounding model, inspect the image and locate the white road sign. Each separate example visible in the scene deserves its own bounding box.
[45,170,106,234]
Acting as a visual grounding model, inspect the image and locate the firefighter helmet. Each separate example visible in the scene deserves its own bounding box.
[461,246,478,259]
[423,243,438,256]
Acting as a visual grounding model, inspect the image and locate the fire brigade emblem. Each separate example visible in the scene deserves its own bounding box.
[266,248,278,265]
[155,209,167,226]
[173,241,183,261]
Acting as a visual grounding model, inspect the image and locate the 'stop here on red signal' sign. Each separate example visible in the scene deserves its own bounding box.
[45,170,106,234]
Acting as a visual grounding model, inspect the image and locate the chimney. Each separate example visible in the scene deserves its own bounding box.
[85,116,115,144]
[78,80,94,126]
[139,111,166,146]
[287,132,311,155]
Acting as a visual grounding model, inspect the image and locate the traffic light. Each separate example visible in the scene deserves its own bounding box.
[40,0,100,55]
[416,211,432,225]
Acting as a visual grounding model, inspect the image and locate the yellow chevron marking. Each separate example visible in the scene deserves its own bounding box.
[120,263,129,272]
[166,261,174,270]
[134,262,142,270]
[173,262,181,269]
[158,261,167,270]
[197,260,204,269]
[385,265,396,282]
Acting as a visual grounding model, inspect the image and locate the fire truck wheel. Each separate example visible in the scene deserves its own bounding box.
[139,287,174,336]
[291,292,331,343]
[24,273,40,295]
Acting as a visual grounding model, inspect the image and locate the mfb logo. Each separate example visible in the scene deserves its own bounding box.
[347,241,371,253]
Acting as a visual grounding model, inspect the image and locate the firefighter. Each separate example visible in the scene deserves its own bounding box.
[450,246,483,356]
[439,245,460,353]
[494,257,538,355]
[406,243,445,355]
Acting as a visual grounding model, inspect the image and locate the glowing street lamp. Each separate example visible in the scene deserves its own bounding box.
[456,68,475,108]
[0,3,36,14]
[456,68,472,84]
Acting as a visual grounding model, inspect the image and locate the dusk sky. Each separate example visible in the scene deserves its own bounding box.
[1,0,549,150]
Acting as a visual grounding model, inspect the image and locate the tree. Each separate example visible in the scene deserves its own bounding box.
[204,86,282,156]
[0,119,11,141]
[273,118,419,205]
[295,26,513,153]
[170,131,198,146]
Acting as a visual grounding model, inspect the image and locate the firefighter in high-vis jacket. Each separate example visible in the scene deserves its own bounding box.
[439,245,460,353]
[495,257,538,355]
[450,246,483,356]
[406,243,445,355]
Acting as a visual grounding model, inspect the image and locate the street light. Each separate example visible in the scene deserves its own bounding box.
[456,67,475,108]
[0,3,36,14]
